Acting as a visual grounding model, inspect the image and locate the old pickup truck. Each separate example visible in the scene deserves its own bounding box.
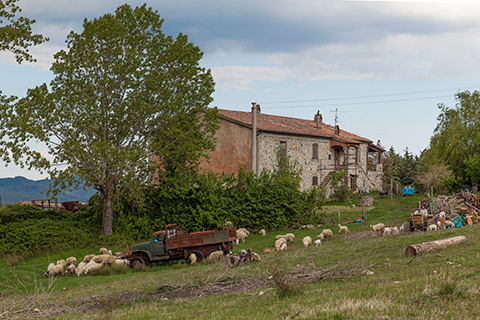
[125,223,237,267]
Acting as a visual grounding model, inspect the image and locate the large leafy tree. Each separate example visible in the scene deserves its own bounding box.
[428,90,480,185]
[0,0,48,63]
[0,4,218,237]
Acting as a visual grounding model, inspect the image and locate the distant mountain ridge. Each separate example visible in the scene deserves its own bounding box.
[0,176,96,205]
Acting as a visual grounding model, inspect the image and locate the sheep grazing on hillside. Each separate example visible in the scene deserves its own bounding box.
[66,257,76,267]
[427,224,438,231]
[319,229,332,240]
[302,236,312,248]
[236,230,249,244]
[391,226,399,235]
[66,264,76,276]
[275,235,287,241]
[112,259,130,267]
[438,211,446,220]
[259,229,266,236]
[237,228,250,235]
[279,243,287,251]
[189,253,197,264]
[444,221,455,228]
[206,251,225,262]
[285,233,295,245]
[383,227,392,236]
[437,221,444,230]
[76,262,87,277]
[56,259,66,269]
[44,264,64,277]
[275,238,287,251]
[399,223,406,233]
[314,239,321,247]
[83,254,95,263]
[337,224,350,234]
[370,223,385,235]
[99,247,108,255]
[84,261,102,274]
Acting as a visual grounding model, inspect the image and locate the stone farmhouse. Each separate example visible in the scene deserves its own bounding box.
[201,104,384,196]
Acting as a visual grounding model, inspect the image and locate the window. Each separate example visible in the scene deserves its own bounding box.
[279,141,287,158]
[328,154,331,160]
[312,176,318,186]
[312,143,318,159]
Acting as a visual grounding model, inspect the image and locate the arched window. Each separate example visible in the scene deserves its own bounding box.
[312,176,318,186]
[312,143,318,159]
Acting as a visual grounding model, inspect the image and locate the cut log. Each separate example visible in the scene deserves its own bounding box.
[405,235,467,257]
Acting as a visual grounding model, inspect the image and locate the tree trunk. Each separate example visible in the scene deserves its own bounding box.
[102,195,114,237]
[404,235,467,257]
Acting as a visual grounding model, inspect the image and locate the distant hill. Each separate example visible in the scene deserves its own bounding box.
[0,176,97,205]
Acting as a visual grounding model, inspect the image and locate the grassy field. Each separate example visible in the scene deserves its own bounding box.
[2,193,480,319]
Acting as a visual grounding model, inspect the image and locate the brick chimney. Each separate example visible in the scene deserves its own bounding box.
[314,110,322,128]
[335,125,340,135]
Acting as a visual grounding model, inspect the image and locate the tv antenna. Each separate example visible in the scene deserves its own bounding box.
[330,108,347,127]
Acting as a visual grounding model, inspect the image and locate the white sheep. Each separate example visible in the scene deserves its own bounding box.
[189,253,197,264]
[44,264,64,277]
[275,235,287,241]
[112,259,130,267]
[320,229,332,240]
[66,256,77,267]
[302,236,312,248]
[337,224,350,234]
[83,254,95,263]
[259,229,266,236]
[314,239,321,247]
[444,221,455,228]
[285,233,295,245]
[206,251,225,262]
[427,224,438,231]
[99,247,108,255]
[437,221,444,230]
[56,259,66,268]
[76,262,87,277]
[275,238,287,251]
[236,230,249,244]
[399,223,405,233]
[84,261,102,274]
[383,227,392,236]
[66,264,76,276]
[237,228,250,235]
[370,223,385,234]
[391,226,399,235]
[438,211,446,220]
[316,233,324,240]
[279,243,287,251]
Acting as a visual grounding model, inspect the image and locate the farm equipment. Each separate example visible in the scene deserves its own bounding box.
[409,211,429,232]
[125,223,237,267]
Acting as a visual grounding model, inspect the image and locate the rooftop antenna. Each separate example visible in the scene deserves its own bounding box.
[330,108,347,126]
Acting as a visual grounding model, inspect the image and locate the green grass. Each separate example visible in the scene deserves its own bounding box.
[3,194,480,319]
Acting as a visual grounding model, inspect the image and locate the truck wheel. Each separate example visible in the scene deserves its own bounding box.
[131,257,145,268]
[190,250,205,263]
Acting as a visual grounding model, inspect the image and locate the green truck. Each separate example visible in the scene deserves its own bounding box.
[125,223,237,267]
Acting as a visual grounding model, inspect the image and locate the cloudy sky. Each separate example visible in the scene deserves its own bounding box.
[1,0,480,180]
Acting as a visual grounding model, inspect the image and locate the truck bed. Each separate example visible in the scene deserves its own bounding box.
[165,229,235,250]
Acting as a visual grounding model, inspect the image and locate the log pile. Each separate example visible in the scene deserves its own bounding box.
[432,191,480,222]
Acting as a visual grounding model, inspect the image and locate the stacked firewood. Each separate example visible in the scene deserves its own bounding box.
[432,191,480,221]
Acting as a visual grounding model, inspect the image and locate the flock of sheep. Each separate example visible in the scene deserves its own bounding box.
[44,247,129,278]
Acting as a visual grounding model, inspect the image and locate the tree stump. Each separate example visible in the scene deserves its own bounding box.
[405,235,467,257]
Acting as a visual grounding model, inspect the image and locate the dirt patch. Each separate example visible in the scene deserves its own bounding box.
[341,230,380,240]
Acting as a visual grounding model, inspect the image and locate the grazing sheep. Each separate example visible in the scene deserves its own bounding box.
[236,230,249,244]
[317,233,324,240]
[66,265,76,276]
[275,238,287,251]
[275,234,286,239]
[391,226,399,235]
[99,247,108,255]
[437,221,444,230]
[83,254,95,263]
[285,233,295,245]
[383,227,392,236]
[444,221,455,228]
[237,228,250,235]
[337,224,350,234]
[259,229,266,236]
[189,253,197,264]
[44,264,64,277]
[314,239,322,247]
[370,223,385,234]
[399,223,405,233]
[302,236,312,248]
[427,224,438,231]
[56,259,66,268]
[114,251,126,258]
[66,257,76,267]
[279,243,287,251]
[102,255,118,265]
[112,259,130,267]
[206,251,225,262]
[320,229,333,240]
[92,254,109,264]
[84,261,102,274]
[76,262,87,277]
[107,250,112,256]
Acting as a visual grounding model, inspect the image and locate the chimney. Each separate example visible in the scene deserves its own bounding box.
[256,103,261,114]
[335,125,340,135]
[314,110,322,128]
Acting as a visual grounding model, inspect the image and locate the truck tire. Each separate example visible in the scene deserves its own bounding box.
[190,250,205,263]
[131,257,145,268]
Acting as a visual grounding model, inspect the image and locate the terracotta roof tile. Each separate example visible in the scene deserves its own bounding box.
[217,109,372,145]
